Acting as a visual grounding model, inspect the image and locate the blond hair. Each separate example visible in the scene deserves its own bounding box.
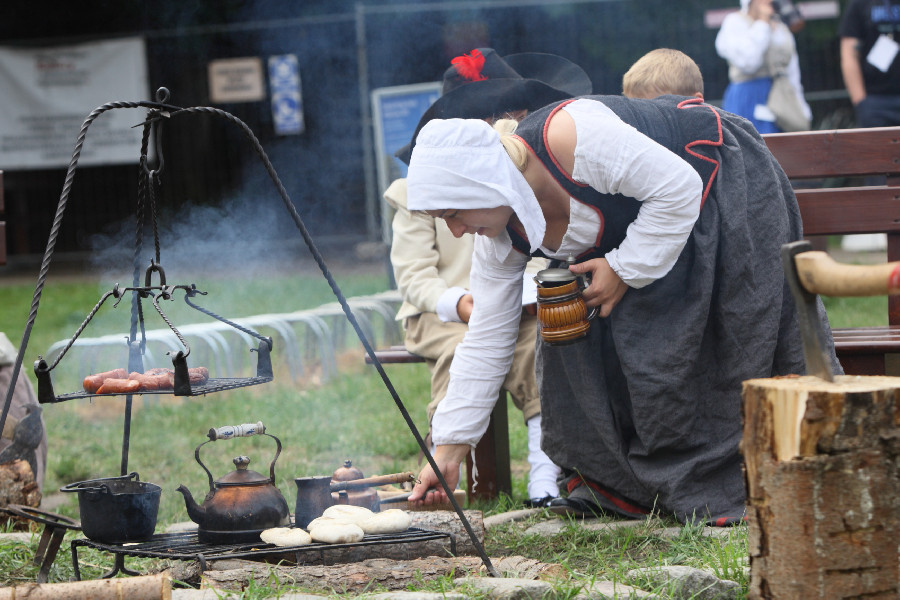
[492,118,528,172]
[622,48,704,99]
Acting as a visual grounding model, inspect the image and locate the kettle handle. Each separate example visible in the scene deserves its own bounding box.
[194,425,283,492]
[207,421,265,440]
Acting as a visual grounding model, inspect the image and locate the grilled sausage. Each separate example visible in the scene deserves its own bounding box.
[82,368,128,394]
[189,367,209,385]
[95,378,141,394]
[128,371,174,391]
[167,367,210,388]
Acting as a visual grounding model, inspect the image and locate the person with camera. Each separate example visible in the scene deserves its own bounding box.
[715,0,811,133]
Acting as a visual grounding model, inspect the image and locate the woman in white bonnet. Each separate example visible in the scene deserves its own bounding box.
[715,0,811,133]
[404,93,838,524]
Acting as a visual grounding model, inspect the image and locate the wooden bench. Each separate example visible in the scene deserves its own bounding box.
[763,126,900,375]
[365,346,511,501]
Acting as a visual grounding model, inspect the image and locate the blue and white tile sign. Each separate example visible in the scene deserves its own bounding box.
[268,54,304,136]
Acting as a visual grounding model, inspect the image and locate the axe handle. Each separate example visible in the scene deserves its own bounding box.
[794,251,900,297]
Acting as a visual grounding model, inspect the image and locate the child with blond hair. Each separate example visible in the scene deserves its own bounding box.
[623,48,704,99]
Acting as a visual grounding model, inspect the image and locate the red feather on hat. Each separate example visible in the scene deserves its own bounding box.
[451,49,488,82]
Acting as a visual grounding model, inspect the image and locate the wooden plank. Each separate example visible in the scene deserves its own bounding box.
[796,188,900,236]
[764,126,900,179]
[365,349,426,364]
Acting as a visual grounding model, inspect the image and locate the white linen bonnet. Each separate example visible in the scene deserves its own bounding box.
[406,118,545,253]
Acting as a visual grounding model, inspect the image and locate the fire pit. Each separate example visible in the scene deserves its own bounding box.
[70,527,455,580]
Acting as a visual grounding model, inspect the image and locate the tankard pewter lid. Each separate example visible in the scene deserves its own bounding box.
[534,256,578,286]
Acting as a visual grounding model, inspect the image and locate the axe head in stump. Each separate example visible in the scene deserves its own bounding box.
[781,240,835,382]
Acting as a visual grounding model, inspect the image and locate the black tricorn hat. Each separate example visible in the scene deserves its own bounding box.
[395,48,593,165]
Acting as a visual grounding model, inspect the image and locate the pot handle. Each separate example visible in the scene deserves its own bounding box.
[60,471,139,494]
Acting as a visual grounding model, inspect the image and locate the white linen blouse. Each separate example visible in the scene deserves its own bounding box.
[430,98,703,447]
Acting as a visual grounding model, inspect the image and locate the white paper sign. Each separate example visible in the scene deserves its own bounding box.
[208,57,265,103]
[866,34,899,73]
[0,37,149,170]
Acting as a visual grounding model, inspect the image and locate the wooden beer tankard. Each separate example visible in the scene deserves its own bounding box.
[534,257,598,345]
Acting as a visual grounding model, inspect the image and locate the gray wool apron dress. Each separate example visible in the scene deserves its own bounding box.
[508,95,840,524]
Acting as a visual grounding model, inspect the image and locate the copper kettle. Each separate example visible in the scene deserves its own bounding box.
[176,422,290,543]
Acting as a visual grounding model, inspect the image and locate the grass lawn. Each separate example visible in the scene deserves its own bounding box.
[0,253,888,596]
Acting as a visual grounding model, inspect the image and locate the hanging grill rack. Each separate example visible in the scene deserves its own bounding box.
[0,87,499,578]
[33,261,274,404]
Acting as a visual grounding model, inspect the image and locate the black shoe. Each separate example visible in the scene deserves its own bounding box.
[547,496,605,518]
[522,495,556,509]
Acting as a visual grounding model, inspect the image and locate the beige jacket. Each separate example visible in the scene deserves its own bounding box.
[384,178,545,322]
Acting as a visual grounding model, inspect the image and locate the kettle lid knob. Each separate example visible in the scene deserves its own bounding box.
[233,455,250,470]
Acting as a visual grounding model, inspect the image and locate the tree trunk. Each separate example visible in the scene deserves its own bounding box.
[0,573,170,600]
[198,555,565,594]
[742,375,900,599]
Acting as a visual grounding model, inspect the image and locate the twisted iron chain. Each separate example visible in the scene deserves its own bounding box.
[41,289,120,370]
[182,294,270,346]
[150,293,191,358]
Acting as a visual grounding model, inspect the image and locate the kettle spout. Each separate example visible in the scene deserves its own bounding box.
[176,484,206,526]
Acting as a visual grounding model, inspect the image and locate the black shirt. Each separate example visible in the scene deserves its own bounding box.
[839,0,900,95]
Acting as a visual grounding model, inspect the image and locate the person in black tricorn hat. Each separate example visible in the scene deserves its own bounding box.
[385,48,591,507]
[394,48,592,164]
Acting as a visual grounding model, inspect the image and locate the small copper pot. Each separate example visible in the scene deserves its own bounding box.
[331,460,378,511]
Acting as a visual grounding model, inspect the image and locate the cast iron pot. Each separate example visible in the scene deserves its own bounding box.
[60,472,161,543]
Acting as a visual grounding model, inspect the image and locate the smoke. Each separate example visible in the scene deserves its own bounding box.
[86,184,316,286]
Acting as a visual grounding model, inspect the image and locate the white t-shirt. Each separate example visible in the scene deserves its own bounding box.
[430,98,703,447]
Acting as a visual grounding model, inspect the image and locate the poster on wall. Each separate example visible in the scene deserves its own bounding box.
[0,37,150,170]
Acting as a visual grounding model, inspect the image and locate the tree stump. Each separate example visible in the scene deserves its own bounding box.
[742,375,900,599]
[0,459,40,510]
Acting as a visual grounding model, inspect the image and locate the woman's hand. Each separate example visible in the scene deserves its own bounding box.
[456,293,474,323]
[569,258,628,318]
[408,444,469,506]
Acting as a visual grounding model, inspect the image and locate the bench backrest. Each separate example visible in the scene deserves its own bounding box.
[763,126,900,323]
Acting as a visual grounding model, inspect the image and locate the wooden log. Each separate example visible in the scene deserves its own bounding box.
[409,509,484,556]
[0,459,40,510]
[199,555,565,594]
[0,573,171,599]
[166,510,486,586]
[742,375,900,599]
